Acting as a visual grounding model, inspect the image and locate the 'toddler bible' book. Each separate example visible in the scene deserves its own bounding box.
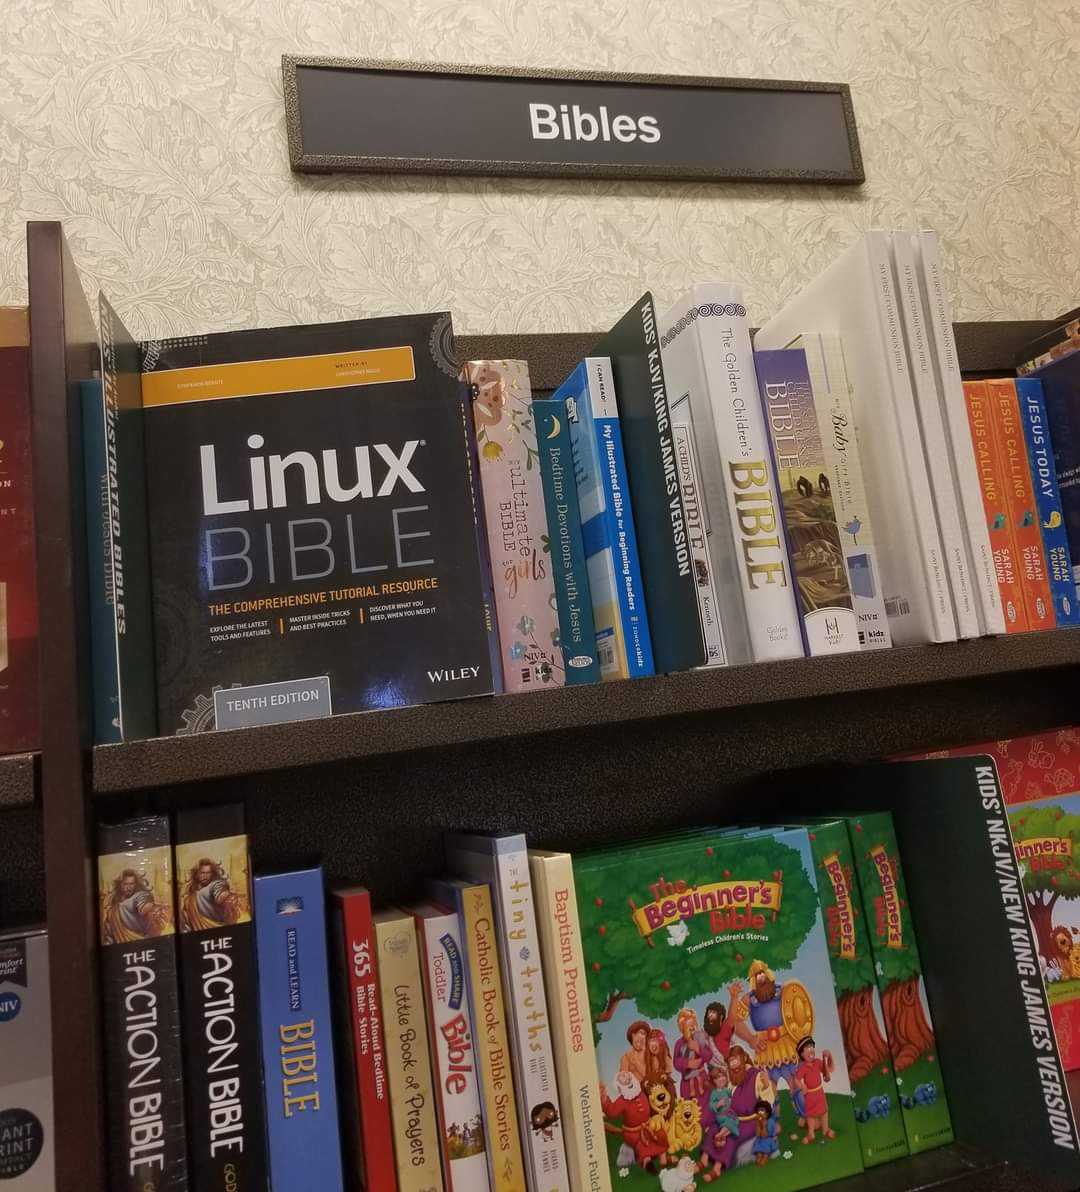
[140,312,495,732]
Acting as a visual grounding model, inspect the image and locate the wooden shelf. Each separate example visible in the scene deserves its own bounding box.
[824,1142,1066,1191]
[92,628,1080,794]
[0,752,36,809]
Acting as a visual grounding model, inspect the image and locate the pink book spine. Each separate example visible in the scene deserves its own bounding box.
[463,359,564,693]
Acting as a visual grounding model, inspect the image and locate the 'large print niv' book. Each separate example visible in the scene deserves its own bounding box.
[97,815,188,1191]
[175,804,266,1192]
[253,866,344,1192]
[139,312,495,733]
[592,296,706,673]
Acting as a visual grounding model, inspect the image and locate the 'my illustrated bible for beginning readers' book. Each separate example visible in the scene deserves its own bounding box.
[574,827,863,1190]
[139,312,495,733]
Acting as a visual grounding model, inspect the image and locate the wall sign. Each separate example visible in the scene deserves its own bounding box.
[283,57,864,185]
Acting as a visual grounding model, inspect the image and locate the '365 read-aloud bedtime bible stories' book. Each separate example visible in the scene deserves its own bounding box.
[138,312,495,733]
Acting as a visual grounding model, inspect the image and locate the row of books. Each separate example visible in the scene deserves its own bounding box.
[92,807,952,1192]
[2,237,1078,752]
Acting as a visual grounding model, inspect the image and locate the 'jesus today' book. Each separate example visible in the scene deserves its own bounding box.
[134,311,496,733]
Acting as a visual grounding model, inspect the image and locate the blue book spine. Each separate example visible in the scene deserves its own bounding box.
[557,359,654,679]
[1017,377,1080,625]
[80,379,122,744]
[253,867,344,1192]
[534,398,602,684]
[1036,352,1080,605]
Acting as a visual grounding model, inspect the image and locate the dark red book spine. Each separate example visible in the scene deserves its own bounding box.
[332,887,397,1190]
[0,311,38,754]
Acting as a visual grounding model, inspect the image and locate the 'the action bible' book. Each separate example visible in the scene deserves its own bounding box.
[140,313,495,733]
[97,815,188,1191]
[174,804,265,1192]
[592,296,705,673]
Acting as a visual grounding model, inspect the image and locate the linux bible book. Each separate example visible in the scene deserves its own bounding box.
[134,311,496,733]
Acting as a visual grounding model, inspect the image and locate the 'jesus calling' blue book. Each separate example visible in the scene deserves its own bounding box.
[534,398,602,684]
[253,866,344,1192]
[1016,376,1080,626]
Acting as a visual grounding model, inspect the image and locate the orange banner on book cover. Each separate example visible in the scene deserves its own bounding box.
[986,378,1056,631]
[961,380,1028,632]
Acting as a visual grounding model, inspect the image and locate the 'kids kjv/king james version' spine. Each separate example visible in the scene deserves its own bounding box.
[445,833,570,1192]
[533,398,602,685]
[98,815,188,1191]
[755,347,860,656]
[427,879,527,1192]
[373,909,445,1192]
[987,378,1056,632]
[558,357,653,680]
[962,381,1028,633]
[1016,377,1080,626]
[331,886,396,1191]
[465,359,563,694]
[412,902,491,1192]
[528,850,612,1192]
[803,821,909,1167]
[844,812,953,1155]
[175,804,266,1192]
[253,866,344,1192]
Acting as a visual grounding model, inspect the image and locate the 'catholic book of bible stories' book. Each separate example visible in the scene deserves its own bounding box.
[138,313,496,733]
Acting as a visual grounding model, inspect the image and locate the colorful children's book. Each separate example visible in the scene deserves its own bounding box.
[843,813,953,1155]
[0,927,53,1190]
[331,886,396,1190]
[97,815,187,1192]
[987,378,1056,631]
[574,826,863,1190]
[533,398,602,684]
[412,902,491,1192]
[253,866,344,1192]
[802,821,908,1167]
[465,358,563,693]
[1016,377,1080,626]
[528,849,612,1192]
[559,357,654,680]
[427,879,528,1192]
[962,380,1028,632]
[445,833,570,1192]
[175,804,265,1192]
[755,348,860,656]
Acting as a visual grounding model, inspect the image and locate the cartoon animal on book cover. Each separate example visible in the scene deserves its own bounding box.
[577,830,861,1189]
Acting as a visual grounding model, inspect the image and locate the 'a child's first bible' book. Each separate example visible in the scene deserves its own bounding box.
[138,312,495,733]
[574,827,863,1191]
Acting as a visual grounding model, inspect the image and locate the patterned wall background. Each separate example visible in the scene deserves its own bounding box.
[0,0,1076,339]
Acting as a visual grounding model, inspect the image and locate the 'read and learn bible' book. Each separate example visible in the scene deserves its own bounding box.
[137,312,495,733]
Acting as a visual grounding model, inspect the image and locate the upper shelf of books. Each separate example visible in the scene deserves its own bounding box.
[91,627,1080,794]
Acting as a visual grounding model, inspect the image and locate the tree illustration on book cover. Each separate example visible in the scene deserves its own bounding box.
[574,829,862,1190]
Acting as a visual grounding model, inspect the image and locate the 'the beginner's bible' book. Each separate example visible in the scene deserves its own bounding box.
[138,312,495,733]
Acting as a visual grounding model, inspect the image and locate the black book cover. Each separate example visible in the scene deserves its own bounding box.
[139,312,495,732]
[591,294,705,672]
[98,815,188,1191]
[98,294,158,740]
[175,804,266,1192]
[825,758,1080,1186]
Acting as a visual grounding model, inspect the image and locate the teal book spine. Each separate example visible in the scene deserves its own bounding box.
[534,398,602,684]
[80,378,121,744]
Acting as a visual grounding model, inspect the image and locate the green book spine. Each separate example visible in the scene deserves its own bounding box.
[845,812,954,1154]
[806,821,909,1167]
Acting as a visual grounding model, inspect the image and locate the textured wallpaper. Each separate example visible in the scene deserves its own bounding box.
[0,0,1076,340]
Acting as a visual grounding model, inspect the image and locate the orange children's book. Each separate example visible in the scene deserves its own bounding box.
[961,380,1028,632]
[986,378,1056,631]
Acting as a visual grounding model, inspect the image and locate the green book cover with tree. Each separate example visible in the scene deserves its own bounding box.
[574,827,863,1190]
[845,812,954,1155]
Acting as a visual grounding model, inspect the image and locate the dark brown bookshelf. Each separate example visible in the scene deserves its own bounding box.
[19,221,1079,1192]
[0,751,35,809]
[93,627,1080,795]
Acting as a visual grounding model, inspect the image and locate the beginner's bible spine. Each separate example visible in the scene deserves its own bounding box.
[98,815,188,1191]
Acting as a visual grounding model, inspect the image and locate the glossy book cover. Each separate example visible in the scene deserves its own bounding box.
[140,312,495,733]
